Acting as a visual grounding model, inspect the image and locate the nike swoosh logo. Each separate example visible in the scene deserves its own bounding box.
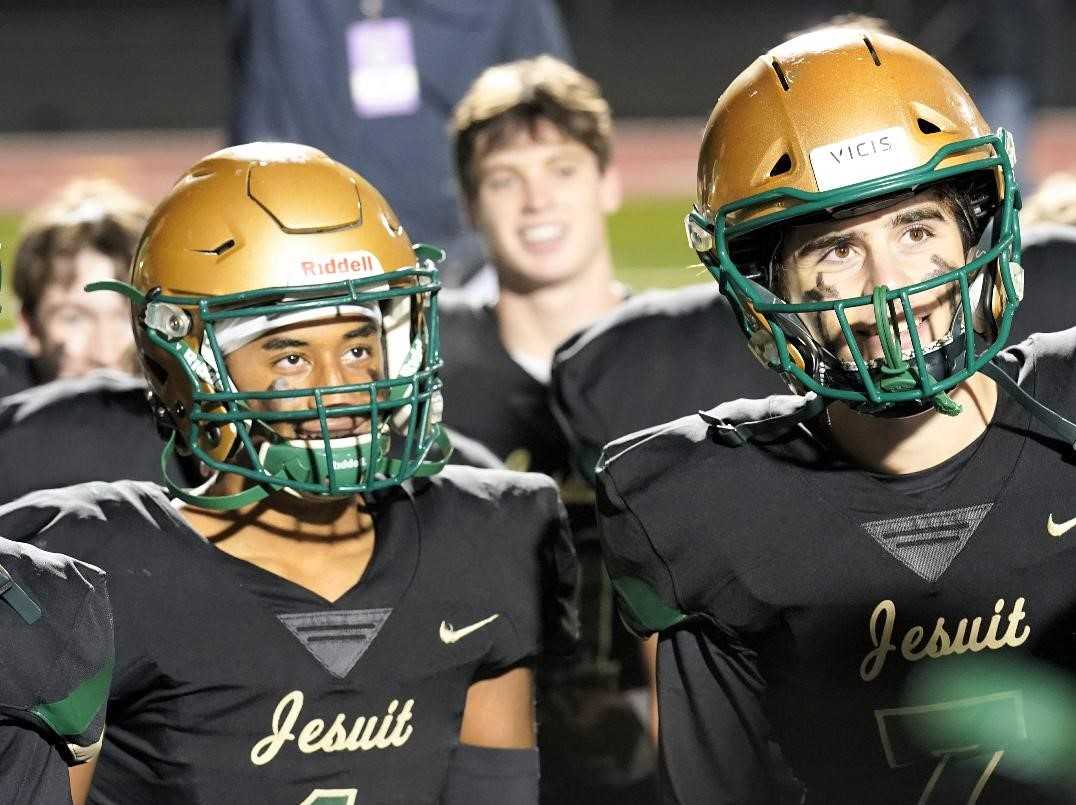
[1047,513,1076,537]
[439,614,499,644]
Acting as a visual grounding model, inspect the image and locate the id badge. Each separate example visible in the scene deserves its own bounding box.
[347,17,421,118]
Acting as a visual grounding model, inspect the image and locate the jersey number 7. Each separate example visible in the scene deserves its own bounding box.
[300,789,357,805]
[874,690,1024,803]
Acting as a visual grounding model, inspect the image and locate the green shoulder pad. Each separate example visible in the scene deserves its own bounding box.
[30,661,112,742]
[611,575,687,637]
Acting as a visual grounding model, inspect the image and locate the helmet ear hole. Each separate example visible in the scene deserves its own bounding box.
[743,300,808,372]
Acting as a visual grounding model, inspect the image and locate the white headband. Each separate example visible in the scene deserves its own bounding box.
[213,303,382,356]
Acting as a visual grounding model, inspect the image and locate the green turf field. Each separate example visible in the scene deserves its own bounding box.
[0,214,19,331]
[608,196,709,289]
[0,196,702,332]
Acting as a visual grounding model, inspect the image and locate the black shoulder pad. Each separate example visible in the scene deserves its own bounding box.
[0,371,148,426]
[596,412,709,475]
[698,393,826,446]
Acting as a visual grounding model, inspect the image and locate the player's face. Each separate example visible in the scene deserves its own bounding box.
[24,248,135,380]
[778,193,969,364]
[469,118,620,289]
[224,315,385,440]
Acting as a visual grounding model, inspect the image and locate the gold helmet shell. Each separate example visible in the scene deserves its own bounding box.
[131,143,423,466]
[697,28,997,229]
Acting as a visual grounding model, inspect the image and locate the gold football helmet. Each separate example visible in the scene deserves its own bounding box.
[686,28,1021,415]
[93,143,447,508]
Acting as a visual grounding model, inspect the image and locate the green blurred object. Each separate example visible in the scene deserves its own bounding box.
[901,654,1076,793]
[608,197,703,290]
[0,197,700,333]
[0,214,19,331]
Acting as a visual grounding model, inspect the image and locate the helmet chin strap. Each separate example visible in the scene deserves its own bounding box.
[871,285,963,416]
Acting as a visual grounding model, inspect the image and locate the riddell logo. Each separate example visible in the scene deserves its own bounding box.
[297,250,384,281]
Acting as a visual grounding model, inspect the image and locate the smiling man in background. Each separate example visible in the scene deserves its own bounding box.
[438,56,656,804]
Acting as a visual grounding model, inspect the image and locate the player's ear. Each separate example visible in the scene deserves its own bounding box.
[18,308,42,357]
[599,162,622,215]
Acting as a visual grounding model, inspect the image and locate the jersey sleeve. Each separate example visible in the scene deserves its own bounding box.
[477,475,579,677]
[0,727,77,804]
[657,624,803,804]
[0,538,113,765]
[595,462,685,637]
[597,441,804,802]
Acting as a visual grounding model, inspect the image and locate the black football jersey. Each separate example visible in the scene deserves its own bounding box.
[437,295,613,662]
[0,538,112,804]
[597,331,1076,804]
[0,372,198,502]
[551,283,785,482]
[438,295,572,480]
[1011,228,1076,343]
[0,470,577,805]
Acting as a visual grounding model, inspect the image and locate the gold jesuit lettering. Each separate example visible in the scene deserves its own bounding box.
[859,598,1031,682]
[250,690,415,766]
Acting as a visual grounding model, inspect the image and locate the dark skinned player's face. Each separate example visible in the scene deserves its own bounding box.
[224,315,385,441]
[778,192,971,365]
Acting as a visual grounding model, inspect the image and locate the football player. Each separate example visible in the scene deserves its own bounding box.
[442,56,656,802]
[598,28,1076,804]
[0,538,112,804]
[1,180,149,396]
[0,143,578,804]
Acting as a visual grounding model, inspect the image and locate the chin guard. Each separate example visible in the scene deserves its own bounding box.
[161,426,453,511]
[871,286,962,416]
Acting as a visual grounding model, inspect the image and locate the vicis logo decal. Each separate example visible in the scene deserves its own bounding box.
[809,126,918,191]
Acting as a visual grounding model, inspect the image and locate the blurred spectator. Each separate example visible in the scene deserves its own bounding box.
[1021,171,1076,232]
[0,180,149,397]
[228,0,571,286]
[1008,172,1076,341]
[439,55,656,805]
[785,12,895,39]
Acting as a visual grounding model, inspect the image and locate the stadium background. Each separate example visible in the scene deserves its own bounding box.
[0,0,1072,326]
